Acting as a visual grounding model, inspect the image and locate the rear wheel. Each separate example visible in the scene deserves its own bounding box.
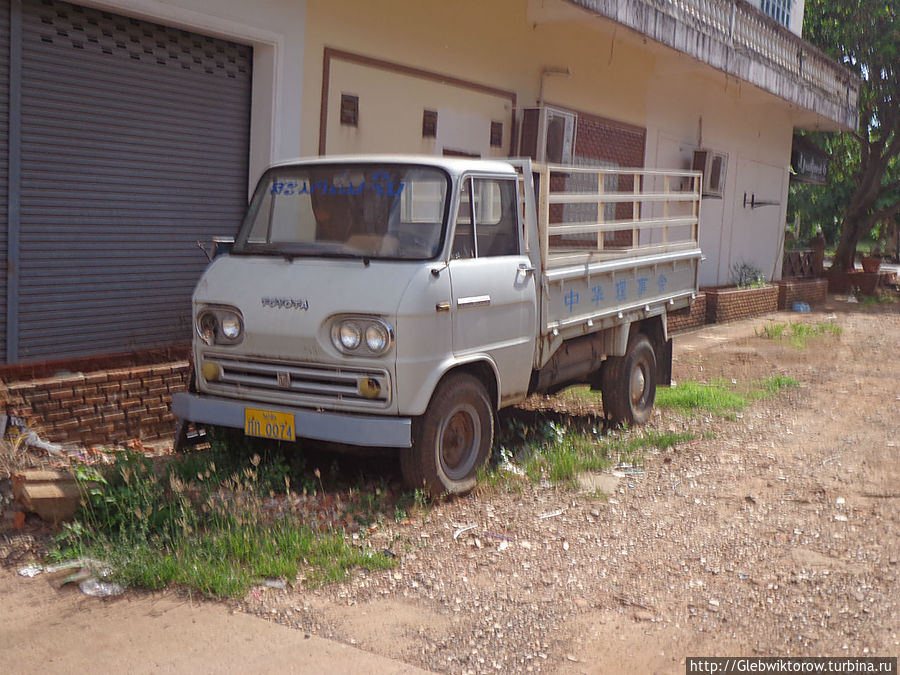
[602,333,657,426]
[401,373,494,496]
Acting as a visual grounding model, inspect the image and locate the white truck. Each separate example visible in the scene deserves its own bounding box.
[173,155,702,495]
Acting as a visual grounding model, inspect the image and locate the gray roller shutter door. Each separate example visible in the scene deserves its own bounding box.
[17,0,251,361]
[0,0,9,360]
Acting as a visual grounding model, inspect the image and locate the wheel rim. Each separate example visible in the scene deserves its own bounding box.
[438,403,481,481]
[630,359,649,406]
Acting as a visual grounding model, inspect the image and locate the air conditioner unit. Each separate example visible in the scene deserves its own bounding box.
[692,149,727,198]
[519,107,577,164]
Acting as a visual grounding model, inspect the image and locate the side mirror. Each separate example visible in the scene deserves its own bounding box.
[197,237,235,262]
[213,237,235,258]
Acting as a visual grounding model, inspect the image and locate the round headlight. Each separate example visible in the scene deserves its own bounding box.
[339,322,362,350]
[220,313,241,340]
[197,313,217,345]
[365,323,389,353]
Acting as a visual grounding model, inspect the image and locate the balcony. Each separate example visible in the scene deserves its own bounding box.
[560,0,860,130]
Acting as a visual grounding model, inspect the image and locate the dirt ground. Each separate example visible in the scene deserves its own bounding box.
[2,298,899,674]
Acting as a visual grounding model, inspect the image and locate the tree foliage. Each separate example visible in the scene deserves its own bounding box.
[795,0,899,267]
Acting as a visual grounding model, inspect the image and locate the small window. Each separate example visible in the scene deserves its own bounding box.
[759,0,791,28]
[340,94,359,127]
[490,121,503,148]
[422,109,438,138]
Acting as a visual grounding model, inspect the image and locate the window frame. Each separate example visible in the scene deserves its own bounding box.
[450,174,521,260]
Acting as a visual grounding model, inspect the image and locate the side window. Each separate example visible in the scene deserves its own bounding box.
[474,178,518,257]
[451,177,519,259]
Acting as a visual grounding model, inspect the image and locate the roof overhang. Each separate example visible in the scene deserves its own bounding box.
[549,0,860,131]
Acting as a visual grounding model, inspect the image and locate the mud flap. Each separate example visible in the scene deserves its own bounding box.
[657,338,673,386]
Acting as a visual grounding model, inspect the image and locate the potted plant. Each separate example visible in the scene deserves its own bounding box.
[702,262,778,324]
[859,243,883,274]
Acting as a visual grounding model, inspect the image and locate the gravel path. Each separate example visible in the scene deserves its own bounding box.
[241,305,899,674]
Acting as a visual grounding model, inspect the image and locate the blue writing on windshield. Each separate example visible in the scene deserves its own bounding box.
[269,172,403,197]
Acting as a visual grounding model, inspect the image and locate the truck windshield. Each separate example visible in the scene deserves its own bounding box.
[233,164,450,260]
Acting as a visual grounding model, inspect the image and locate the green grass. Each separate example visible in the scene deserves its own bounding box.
[655,381,747,415]
[756,321,842,348]
[501,373,801,488]
[861,293,898,306]
[655,375,800,417]
[52,449,396,598]
[486,421,696,489]
[753,375,801,398]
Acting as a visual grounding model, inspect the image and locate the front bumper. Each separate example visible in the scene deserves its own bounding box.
[172,392,412,448]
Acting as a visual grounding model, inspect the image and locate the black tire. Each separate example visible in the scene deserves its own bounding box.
[401,373,494,496]
[602,333,657,426]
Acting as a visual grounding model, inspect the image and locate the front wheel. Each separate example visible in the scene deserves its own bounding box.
[601,333,657,426]
[401,373,494,496]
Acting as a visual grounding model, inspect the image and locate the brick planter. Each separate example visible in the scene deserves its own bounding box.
[701,284,778,324]
[667,293,706,333]
[4,362,190,446]
[774,278,829,309]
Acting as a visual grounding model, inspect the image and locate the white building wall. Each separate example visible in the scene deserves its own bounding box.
[78,0,800,284]
[645,64,793,286]
[81,0,308,191]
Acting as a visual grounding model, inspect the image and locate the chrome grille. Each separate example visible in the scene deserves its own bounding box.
[203,355,391,409]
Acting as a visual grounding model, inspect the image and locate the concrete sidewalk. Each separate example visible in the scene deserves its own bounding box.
[1,567,432,674]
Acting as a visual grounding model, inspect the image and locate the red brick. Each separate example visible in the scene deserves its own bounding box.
[83,394,106,406]
[83,372,109,385]
[78,414,103,426]
[70,403,95,415]
[24,390,50,403]
[48,388,76,401]
[41,410,71,423]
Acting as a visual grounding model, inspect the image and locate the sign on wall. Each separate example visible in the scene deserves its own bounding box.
[790,135,828,185]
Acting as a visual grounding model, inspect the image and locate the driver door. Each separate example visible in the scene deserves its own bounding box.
[448,176,537,403]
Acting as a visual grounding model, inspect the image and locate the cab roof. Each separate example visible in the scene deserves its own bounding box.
[267,154,519,178]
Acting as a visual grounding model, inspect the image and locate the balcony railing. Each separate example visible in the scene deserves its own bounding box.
[568,0,860,128]
[653,0,857,102]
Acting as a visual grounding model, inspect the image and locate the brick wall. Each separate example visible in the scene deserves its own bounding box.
[775,278,828,309]
[4,362,190,446]
[702,285,779,324]
[575,111,646,247]
[667,293,707,333]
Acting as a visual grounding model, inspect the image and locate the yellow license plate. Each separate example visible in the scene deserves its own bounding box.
[244,408,295,441]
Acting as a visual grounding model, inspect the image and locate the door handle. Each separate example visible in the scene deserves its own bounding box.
[457,295,491,308]
[518,262,535,274]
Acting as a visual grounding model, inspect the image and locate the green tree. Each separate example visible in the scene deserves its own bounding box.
[801,0,899,269]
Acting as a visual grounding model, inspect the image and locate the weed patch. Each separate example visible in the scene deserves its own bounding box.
[53,449,395,598]
[486,420,695,489]
[756,321,842,348]
[656,381,747,415]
